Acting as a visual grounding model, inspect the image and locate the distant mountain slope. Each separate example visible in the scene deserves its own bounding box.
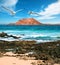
[15,18,41,25]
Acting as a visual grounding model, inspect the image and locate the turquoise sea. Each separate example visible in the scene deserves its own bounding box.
[0,25,60,43]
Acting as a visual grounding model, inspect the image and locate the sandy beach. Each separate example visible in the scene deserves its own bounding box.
[0,56,60,65]
[0,52,35,65]
[0,51,42,65]
[0,52,39,65]
[0,57,37,65]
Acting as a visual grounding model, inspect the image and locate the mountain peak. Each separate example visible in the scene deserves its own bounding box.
[15,18,41,25]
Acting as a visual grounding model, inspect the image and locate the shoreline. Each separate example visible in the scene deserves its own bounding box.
[0,32,60,65]
[0,40,60,65]
[0,32,60,43]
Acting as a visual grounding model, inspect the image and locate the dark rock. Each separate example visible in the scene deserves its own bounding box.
[0,32,20,39]
[0,32,8,37]
[9,35,20,39]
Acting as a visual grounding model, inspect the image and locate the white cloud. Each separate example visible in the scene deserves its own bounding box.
[58,0,60,1]
[39,1,60,16]
[36,0,60,20]
[0,0,18,7]
[36,16,56,20]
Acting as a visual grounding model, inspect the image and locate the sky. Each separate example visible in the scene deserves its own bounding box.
[0,0,60,24]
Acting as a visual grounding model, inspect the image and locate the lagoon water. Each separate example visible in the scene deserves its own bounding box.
[0,25,60,42]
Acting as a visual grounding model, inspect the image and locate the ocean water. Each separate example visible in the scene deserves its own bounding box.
[0,25,60,42]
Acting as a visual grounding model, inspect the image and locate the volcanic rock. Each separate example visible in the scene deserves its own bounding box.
[15,18,41,25]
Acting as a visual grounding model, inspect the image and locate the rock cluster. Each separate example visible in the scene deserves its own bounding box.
[0,32,20,39]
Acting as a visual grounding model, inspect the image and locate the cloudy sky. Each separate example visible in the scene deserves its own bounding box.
[0,0,60,24]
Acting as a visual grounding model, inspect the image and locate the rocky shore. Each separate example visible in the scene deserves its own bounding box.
[0,40,60,64]
[0,32,60,65]
[0,32,20,39]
